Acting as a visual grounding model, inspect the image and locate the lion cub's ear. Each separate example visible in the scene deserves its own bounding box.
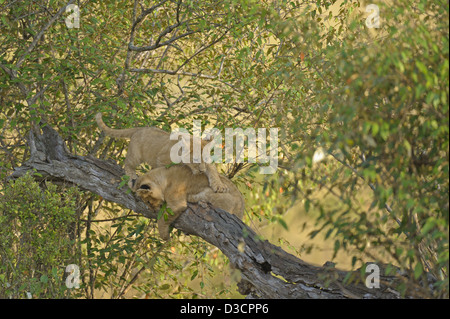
[137,184,151,193]
[136,184,152,197]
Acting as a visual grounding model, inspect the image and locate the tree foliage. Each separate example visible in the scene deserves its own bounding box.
[0,173,80,298]
[0,0,448,298]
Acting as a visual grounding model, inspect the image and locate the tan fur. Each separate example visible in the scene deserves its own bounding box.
[133,165,245,240]
[96,113,227,192]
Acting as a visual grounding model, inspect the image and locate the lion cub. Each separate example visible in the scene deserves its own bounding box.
[96,113,227,193]
[133,165,245,240]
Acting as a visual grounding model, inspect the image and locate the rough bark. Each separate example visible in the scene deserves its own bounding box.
[9,124,407,299]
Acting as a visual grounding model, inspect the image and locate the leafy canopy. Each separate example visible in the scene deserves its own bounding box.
[0,0,448,298]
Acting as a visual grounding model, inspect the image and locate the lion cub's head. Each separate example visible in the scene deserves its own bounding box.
[133,176,164,209]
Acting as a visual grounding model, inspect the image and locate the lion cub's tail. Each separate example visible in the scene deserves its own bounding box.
[96,113,141,139]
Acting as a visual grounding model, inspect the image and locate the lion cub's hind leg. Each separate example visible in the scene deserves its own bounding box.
[188,189,243,219]
[187,189,212,208]
[204,163,229,193]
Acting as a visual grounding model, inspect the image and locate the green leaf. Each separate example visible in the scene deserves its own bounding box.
[351,256,357,268]
[277,217,288,230]
[166,207,174,216]
[165,162,178,169]
[157,202,167,220]
[371,122,379,136]
[421,217,436,235]
[118,175,130,189]
[333,240,340,254]
[414,263,423,279]
[304,199,311,213]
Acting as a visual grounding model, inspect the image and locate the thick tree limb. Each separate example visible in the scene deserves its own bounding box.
[9,124,411,299]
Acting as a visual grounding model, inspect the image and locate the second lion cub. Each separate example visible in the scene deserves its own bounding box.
[133,165,245,240]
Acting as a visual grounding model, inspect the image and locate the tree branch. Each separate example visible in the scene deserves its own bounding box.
[128,30,198,52]
[130,67,217,79]
[8,124,415,299]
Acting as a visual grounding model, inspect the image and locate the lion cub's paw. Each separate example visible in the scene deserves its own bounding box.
[159,230,170,241]
[157,220,171,241]
[211,181,229,193]
[198,200,209,209]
